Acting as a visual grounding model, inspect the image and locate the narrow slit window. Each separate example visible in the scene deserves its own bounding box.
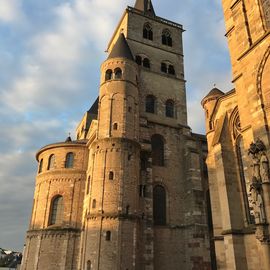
[105,231,111,241]
[38,159,43,173]
[109,171,114,180]
[166,100,174,118]
[92,199,96,209]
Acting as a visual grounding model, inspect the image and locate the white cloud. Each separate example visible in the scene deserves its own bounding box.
[0,0,22,23]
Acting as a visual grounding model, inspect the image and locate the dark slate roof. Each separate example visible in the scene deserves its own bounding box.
[107,34,134,60]
[88,97,99,115]
[205,87,224,99]
[65,136,72,142]
[134,0,156,16]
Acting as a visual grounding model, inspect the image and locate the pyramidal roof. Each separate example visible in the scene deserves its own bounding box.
[134,0,156,16]
[107,33,134,60]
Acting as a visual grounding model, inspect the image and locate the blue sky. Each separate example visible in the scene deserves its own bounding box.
[0,0,232,251]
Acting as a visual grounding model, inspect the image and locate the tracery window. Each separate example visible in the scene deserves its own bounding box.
[153,185,166,225]
[165,99,175,118]
[47,154,55,170]
[162,29,172,46]
[49,195,64,225]
[145,95,156,113]
[151,134,164,166]
[65,152,74,168]
[143,23,153,40]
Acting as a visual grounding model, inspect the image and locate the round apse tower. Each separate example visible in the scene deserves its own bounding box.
[80,34,142,270]
[21,137,88,270]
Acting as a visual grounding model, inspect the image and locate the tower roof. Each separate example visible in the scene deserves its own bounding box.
[134,0,156,16]
[107,34,134,61]
[205,87,224,99]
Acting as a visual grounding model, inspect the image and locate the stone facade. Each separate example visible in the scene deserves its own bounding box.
[202,0,270,269]
[21,1,212,270]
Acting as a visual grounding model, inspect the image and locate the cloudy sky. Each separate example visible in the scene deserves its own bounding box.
[0,0,232,251]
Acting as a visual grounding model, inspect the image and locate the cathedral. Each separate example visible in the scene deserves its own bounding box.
[20,0,270,269]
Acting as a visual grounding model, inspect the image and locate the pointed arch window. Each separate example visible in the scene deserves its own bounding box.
[65,152,74,168]
[105,69,113,81]
[87,260,91,270]
[153,185,166,225]
[162,29,172,47]
[151,134,164,166]
[38,159,43,173]
[47,154,55,170]
[114,68,122,79]
[143,23,153,40]
[145,95,156,113]
[49,195,64,225]
[166,99,175,118]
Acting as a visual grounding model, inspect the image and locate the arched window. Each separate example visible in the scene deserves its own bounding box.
[92,199,96,209]
[145,95,156,113]
[47,154,55,170]
[143,23,153,40]
[143,58,150,68]
[109,171,114,180]
[105,231,111,241]
[166,100,174,118]
[114,68,122,79]
[151,134,164,166]
[161,63,167,73]
[162,30,172,46]
[38,159,43,173]
[168,65,175,75]
[136,55,142,65]
[236,136,255,224]
[153,185,166,225]
[113,123,118,130]
[87,260,91,270]
[105,69,113,81]
[49,195,64,225]
[65,152,74,168]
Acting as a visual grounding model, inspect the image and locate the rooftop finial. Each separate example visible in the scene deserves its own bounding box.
[134,0,156,16]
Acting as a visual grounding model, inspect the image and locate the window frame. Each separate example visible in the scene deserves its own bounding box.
[48,195,64,226]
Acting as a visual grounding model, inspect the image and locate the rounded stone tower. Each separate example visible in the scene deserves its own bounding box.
[21,138,88,270]
[79,33,142,270]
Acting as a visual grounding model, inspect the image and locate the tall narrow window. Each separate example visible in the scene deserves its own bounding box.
[237,136,255,224]
[38,159,43,173]
[114,68,122,79]
[166,100,174,118]
[105,69,113,81]
[162,29,172,46]
[153,185,166,225]
[92,199,96,209]
[105,231,111,241]
[49,195,64,225]
[65,152,74,168]
[87,260,91,270]
[143,23,153,40]
[143,58,150,68]
[145,95,156,113]
[47,154,55,170]
[151,134,164,166]
[86,176,90,194]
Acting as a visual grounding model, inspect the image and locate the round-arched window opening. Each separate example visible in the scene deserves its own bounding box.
[143,58,150,68]
[166,100,175,118]
[105,69,113,81]
[114,68,122,79]
[113,123,118,130]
